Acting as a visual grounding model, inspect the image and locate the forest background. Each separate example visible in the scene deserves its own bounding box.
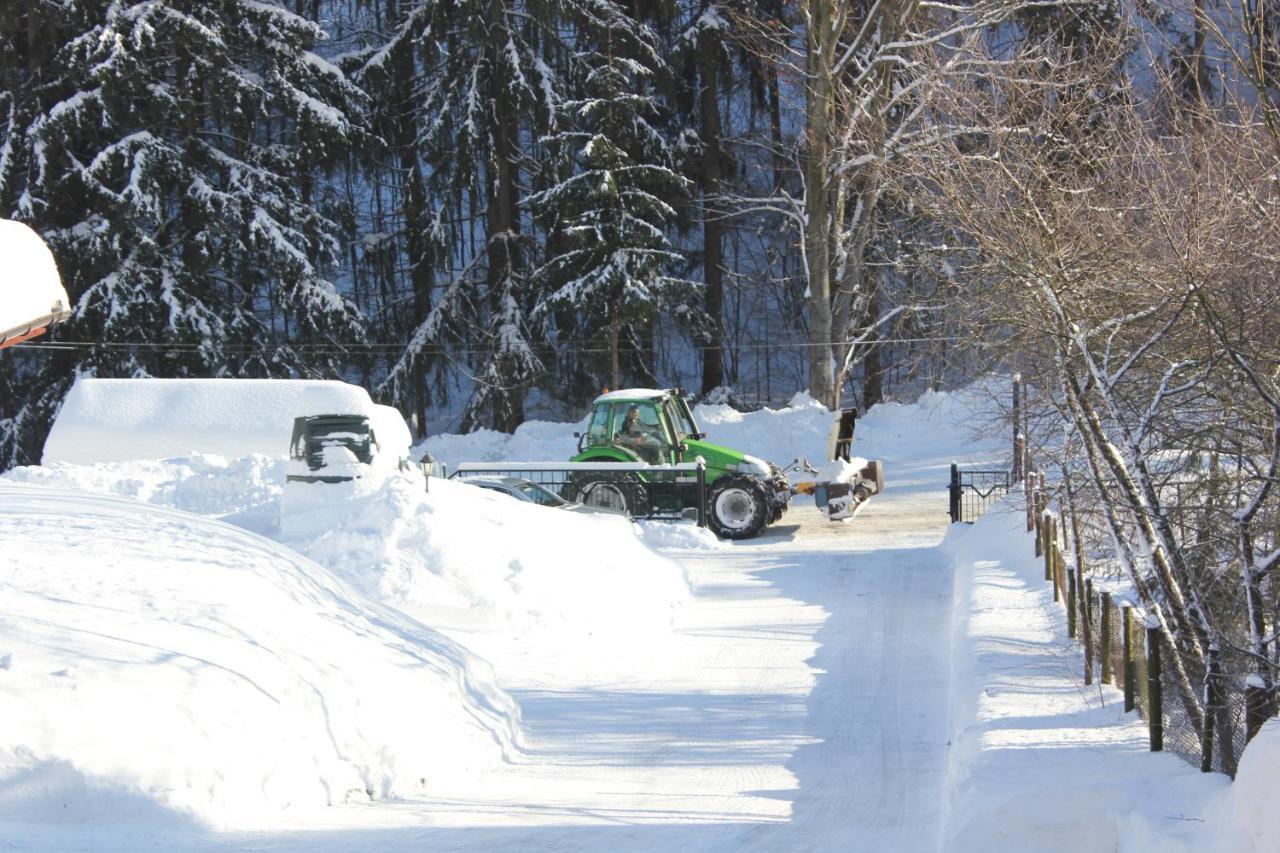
[0,0,1275,458]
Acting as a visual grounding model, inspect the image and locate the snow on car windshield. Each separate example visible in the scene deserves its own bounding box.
[515,480,566,506]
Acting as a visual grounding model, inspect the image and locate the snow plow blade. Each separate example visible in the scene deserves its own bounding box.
[813,459,884,521]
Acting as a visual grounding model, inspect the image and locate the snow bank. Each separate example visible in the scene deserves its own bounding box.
[636,519,726,551]
[43,378,377,465]
[8,452,691,680]
[423,381,1004,481]
[280,474,691,676]
[940,495,1223,853]
[1204,719,1280,853]
[423,418,583,470]
[0,219,70,346]
[0,483,519,827]
[5,453,286,532]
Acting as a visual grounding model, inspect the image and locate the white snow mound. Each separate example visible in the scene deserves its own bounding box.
[281,474,691,665]
[0,483,519,827]
[43,377,377,465]
[0,219,69,345]
[1206,718,1280,853]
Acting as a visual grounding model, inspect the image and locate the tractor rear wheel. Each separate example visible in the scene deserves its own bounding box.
[708,475,769,540]
[569,473,645,516]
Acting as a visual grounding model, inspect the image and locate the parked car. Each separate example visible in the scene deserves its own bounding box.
[463,476,627,516]
[286,404,413,484]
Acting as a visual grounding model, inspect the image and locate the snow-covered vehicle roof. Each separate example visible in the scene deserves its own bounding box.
[0,219,71,349]
[594,388,669,402]
[44,377,379,465]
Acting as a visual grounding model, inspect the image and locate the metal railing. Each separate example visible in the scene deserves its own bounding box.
[450,461,708,526]
[949,464,1013,523]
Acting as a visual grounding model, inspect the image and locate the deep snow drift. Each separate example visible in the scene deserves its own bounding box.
[0,483,520,828]
[279,473,692,682]
[43,377,380,465]
[0,218,70,346]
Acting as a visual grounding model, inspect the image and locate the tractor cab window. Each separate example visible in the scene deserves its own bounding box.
[673,396,703,439]
[586,403,611,446]
[662,400,687,444]
[610,402,665,463]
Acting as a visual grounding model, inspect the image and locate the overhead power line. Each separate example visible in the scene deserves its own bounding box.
[9,335,964,356]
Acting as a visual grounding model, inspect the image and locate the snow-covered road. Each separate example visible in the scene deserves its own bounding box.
[178,452,960,853]
[4,388,1008,852]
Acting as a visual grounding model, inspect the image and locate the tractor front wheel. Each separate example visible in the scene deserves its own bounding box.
[708,475,769,540]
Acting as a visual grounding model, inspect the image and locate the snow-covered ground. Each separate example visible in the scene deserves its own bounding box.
[2,379,1271,851]
[942,498,1223,851]
[0,485,519,833]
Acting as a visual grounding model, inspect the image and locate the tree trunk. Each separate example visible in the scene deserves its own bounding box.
[699,46,725,396]
[485,0,525,432]
[804,0,836,407]
[862,283,883,408]
[392,35,433,436]
[608,320,621,389]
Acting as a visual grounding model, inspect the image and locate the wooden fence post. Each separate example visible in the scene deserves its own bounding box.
[1067,568,1077,638]
[1122,605,1134,713]
[1201,646,1220,773]
[1013,374,1023,482]
[1051,541,1060,601]
[1034,510,1043,558]
[1044,515,1055,581]
[1079,567,1093,685]
[1025,467,1035,532]
[1245,680,1277,744]
[1084,579,1095,677]
[1100,592,1113,685]
[1148,626,1164,752]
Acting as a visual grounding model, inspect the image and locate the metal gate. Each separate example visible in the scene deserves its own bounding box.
[450,461,708,525]
[948,464,1012,523]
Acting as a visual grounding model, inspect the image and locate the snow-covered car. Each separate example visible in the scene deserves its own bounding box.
[464,476,627,516]
[287,405,413,484]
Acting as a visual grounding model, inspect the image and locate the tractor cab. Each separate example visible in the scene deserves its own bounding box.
[579,390,684,465]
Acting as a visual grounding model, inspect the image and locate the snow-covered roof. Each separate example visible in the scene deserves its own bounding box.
[44,377,380,465]
[0,219,71,348]
[595,388,669,402]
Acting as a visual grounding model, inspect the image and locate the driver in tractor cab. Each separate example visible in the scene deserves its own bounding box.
[618,405,662,461]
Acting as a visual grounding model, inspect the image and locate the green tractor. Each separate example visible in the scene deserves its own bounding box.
[570,388,792,539]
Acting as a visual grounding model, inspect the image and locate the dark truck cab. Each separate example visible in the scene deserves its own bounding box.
[287,414,377,484]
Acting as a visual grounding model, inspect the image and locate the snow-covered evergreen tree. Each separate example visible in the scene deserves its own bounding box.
[360,0,563,432]
[0,1,365,464]
[530,0,692,388]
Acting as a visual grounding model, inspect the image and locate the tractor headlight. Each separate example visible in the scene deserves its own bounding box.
[734,455,772,478]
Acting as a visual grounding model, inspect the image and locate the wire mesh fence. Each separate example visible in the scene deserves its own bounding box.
[1042,516,1274,778]
[1006,373,1277,778]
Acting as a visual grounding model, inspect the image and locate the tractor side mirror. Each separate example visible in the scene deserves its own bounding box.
[573,431,581,438]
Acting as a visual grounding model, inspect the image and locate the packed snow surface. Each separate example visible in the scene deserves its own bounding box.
[941,496,1224,853]
[43,378,377,465]
[0,483,519,828]
[0,218,69,342]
